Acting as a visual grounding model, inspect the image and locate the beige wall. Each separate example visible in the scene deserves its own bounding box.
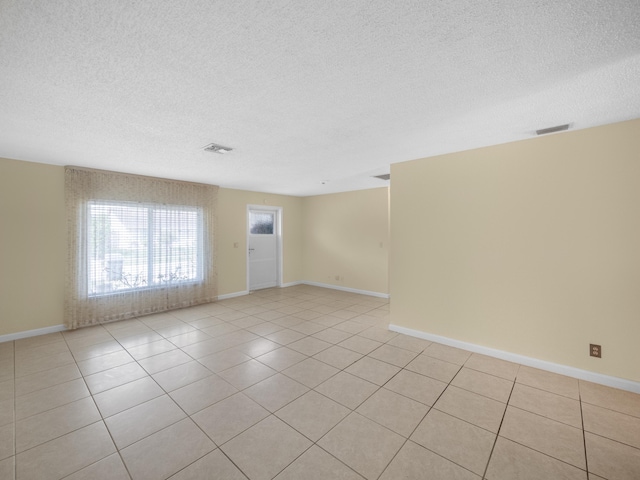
[0,157,66,336]
[1,159,388,336]
[390,119,640,382]
[302,188,389,295]
[217,188,303,295]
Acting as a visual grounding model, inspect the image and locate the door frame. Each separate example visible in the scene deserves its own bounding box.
[246,205,283,292]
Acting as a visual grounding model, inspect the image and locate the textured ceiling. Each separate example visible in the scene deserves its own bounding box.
[1,0,639,196]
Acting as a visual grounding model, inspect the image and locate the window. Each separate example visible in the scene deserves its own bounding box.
[65,166,218,329]
[87,201,203,296]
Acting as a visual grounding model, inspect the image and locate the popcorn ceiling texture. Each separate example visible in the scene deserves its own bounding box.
[0,0,638,195]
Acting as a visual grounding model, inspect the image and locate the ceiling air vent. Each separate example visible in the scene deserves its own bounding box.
[536,124,570,136]
[203,143,233,154]
[373,174,390,181]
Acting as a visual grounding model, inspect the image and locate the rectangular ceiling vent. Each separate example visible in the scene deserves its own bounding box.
[203,143,233,154]
[373,174,391,181]
[536,124,570,136]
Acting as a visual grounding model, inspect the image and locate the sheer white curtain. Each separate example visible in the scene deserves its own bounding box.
[65,167,218,329]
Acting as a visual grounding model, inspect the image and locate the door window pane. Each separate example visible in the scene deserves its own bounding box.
[250,212,274,234]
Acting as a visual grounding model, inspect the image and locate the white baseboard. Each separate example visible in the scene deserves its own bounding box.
[218,290,250,300]
[221,281,389,299]
[0,324,67,344]
[301,281,390,299]
[389,324,640,394]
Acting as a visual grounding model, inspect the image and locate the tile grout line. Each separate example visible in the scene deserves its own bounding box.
[64,326,135,480]
[481,364,520,480]
[375,353,469,479]
[578,384,590,478]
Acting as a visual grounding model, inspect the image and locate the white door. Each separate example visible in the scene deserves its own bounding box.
[248,208,280,291]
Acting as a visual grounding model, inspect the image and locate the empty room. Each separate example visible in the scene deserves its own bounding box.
[1,1,639,479]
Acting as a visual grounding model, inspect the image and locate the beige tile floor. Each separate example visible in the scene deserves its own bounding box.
[1,285,639,479]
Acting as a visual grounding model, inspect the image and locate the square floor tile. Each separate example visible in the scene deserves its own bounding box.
[221,415,312,480]
[245,322,285,337]
[276,390,350,441]
[385,370,447,406]
[379,440,479,480]
[105,395,186,449]
[14,364,81,397]
[312,315,345,328]
[152,361,212,392]
[93,376,163,418]
[368,344,419,368]
[0,456,12,480]
[138,349,193,375]
[345,357,400,386]
[508,383,582,428]
[69,340,124,362]
[386,334,431,353]
[337,336,382,355]
[289,322,327,335]
[84,362,148,395]
[0,398,13,428]
[282,357,339,388]
[218,359,277,389]
[312,328,353,345]
[169,449,247,480]
[516,366,579,399]
[585,432,640,480]
[120,419,215,480]
[15,351,75,378]
[265,329,307,345]
[357,388,429,437]
[486,437,586,480]
[434,386,506,433]
[580,380,640,418]
[192,392,269,445]
[16,397,100,453]
[15,341,69,362]
[256,347,307,372]
[500,406,585,469]
[274,445,363,480]
[288,337,332,356]
[166,330,211,348]
[464,353,519,381]
[235,338,281,357]
[582,403,640,449]
[244,374,309,412]
[0,423,14,461]
[16,421,116,480]
[423,343,471,365]
[118,331,164,349]
[319,413,404,480]
[411,409,495,475]
[16,378,89,420]
[313,345,363,370]
[451,367,513,403]
[405,354,461,383]
[201,323,241,338]
[124,339,177,360]
[179,338,228,359]
[315,371,379,409]
[197,349,252,373]
[169,374,237,415]
[357,327,397,343]
[64,453,130,480]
